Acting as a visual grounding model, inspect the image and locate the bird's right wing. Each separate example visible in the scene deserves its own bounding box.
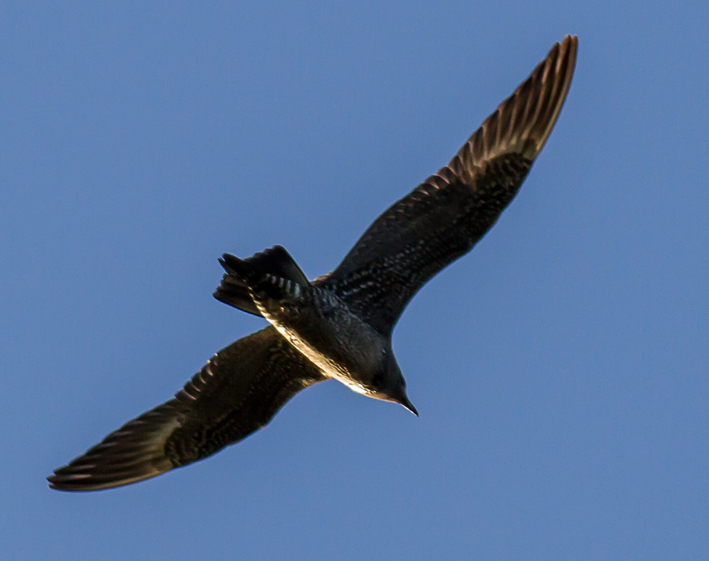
[48,326,324,491]
[322,36,577,335]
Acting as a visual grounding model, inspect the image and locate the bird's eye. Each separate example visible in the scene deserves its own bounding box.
[371,369,384,388]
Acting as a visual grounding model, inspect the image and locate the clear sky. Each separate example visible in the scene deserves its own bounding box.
[2,1,708,560]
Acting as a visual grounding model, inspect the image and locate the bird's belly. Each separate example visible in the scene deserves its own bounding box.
[271,324,371,395]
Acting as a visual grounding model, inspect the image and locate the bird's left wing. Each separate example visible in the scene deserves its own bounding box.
[48,326,324,491]
[321,36,577,335]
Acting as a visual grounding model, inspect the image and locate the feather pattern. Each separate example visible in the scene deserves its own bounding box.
[213,245,309,317]
[48,328,324,491]
[322,35,577,334]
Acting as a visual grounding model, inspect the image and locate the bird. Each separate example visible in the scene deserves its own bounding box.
[48,35,578,491]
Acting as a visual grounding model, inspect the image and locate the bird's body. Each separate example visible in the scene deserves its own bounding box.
[262,285,386,395]
[218,248,403,402]
[49,35,578,491]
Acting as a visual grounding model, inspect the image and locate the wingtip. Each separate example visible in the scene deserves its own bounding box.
[556,34,579,54]
[46,470,93,492]
[46,473,91,493]
[46,457,171,492]
[560,34,579,72]
[447,33,579,179]
[565,34,579,46]
[46,474,59,491]
[528,33,579,155]
[517,33,579,160]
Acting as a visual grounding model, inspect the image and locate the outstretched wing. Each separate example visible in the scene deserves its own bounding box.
[48,327,324,491]
[321,35,577,335]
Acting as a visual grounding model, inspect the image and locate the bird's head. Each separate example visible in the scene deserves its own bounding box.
[368,346,418,416]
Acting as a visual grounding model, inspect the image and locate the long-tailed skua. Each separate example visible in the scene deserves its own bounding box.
[48,35,578,491]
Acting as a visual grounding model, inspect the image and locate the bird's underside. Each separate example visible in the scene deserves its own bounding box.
[48,35,577,491]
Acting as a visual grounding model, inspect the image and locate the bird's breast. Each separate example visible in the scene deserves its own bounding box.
[260,290,384,393]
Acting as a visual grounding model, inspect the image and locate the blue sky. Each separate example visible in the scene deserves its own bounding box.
[2,1,708,559]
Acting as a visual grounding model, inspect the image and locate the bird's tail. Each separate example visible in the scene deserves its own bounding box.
[214,245,309,315]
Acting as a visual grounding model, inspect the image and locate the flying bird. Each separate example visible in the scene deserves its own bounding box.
[48,35,578,491]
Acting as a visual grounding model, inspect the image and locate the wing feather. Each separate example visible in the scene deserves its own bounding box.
[48,327,324,491]
[322,36,577,334]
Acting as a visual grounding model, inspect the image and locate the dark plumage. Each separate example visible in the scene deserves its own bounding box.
[48,35,578,491]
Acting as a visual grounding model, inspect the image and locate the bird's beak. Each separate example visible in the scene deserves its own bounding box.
[399,395,419,417]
